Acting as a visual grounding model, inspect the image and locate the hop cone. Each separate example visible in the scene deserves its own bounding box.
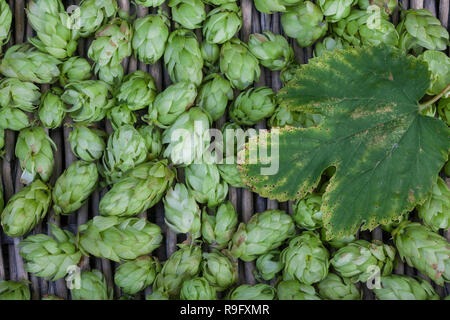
[162,107,210,166]
[114,256,161,295]
[0,78,41,111]
[137,125,162,160]
[397,9,449,53]
[61,80,114,123]
[281,1,328,47]
[280,62,300,86]
[0,281,30,300]
[226,284,276,300]
[417,177,450,231]
[254,250,283,281]
[0,0,11,53]
[292,193,323,230]
[71,270,113,300]
[217,160,245,188]
[248,31,294,71]
[0,43,61,84]
[59,56,92,87]
[314,36,348,57]
[163,183,201,238]
[19,224,82,281]
[133,12,170,65]
[180,277,217,300]
[281,231,330,285]
[330,239,396,283]
[220,38,260,90]
[169,0,205,30]
[203,3,242,45]
[392,221,450,286]
[117,71,157,111]
[78,216,162,262]
[196,73,233,122]
[147,81,197,128]
[15,127,55,184]
[52,161,98,215]
[201,41,220,71]
[69,126,106,162]
[185,163,228,208]
[277,280,320,300]
[0,107,31,131]
[100,125,148,185]
[373,275,440,300]
[230,210,296,262]
[318,0,357,23]
[77,0,118,37]
[229,87,276,125]
[27,0,78,59]
[136,0,165,7]
[254,0,287,14]
[317,273,362,300]
[100,160,175,218]
[1,180,50,237]
[97,63,124,86]
[202,250,238,291]
[106,105,137,130]
[164,29,203,86]
[202,201,238,249]
[153,244,202,297]
[418,50,450,95]
[38,87,65,129]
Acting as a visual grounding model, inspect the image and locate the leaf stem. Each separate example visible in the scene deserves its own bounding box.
[419,84,450,111]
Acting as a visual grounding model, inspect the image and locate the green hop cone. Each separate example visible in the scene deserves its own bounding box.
[220,38,260,90]
[317,273,362,300]
[203,3,242,45]
[106,105,137,130]
[254,0,286,14]
[0,78,41,112]
[230,210,296,262]
[117,71,158,111]
[280,62,300,86]
[318,0,357,23]
[201,41,220,71]
[217,159,246,188]
[153,244,202,297]
[229,86,277,126]
[52,161,98,215]
[169,0,205,29]
[397,9,449,53]
[180,277,217,300]
[137,125,162,160]
[27,0,78,59]
[100,125,148,185]
[201,250,238,291]
[1,180,51,237]
[97,63,124,86]
[61,80,114,123]
[15,127,55,184]
[202,201,238,249]
[417,177,450,231]
[281,1,328,47]
[0,0,12,53]
[136,0,165,6]
[277,280,321,300]
[254,250,283,281]
[147,81,197,128]
[114,256,161,295]
[373,275,440,300]
[0,281,30,300]
[418,50,450,96]
[163,183,201,238]
[100,160,175,218]
[0,107,31,131]
[0,43,61,84]
[358,0,397,15]
[38,87,65,129]
[19,224,82,281]
[196,73,233,122]
[77,0,118,37]
[133,12,170,65]
[292,193,323,230]
[71,270,113,300]
[226,284,276,300]
[320,228,356,249]
[281,231,330,285]
[330,239,396,283]
[162,107,210,166]
[88,18,133,77]
[248,31,294,71]
[392,221,450,286]
[313,36,347,57]
[68,125,106,162]
[78,216,162,262]
[164,29,204,86]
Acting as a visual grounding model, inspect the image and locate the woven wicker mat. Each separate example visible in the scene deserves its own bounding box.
[0,0,448,300]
